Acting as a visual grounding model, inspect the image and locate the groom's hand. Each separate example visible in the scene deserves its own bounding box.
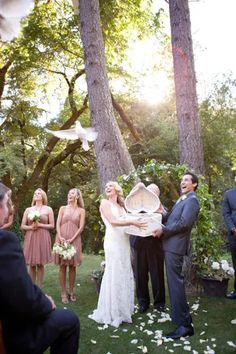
[152,228,163,238]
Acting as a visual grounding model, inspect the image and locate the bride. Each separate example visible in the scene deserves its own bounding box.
[89,181,147,328]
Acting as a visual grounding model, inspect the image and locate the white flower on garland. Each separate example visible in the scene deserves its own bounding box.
[28,210,41,222]
[53,242,76,260]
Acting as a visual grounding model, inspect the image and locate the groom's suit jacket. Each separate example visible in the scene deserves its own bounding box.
[162,192,200,255]
[223,188,236,247]
[0,230,53,352]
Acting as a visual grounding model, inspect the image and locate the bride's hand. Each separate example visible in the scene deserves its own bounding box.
[132,219,147,229]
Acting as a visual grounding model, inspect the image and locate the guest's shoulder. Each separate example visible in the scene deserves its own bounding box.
[0,230,19,244]
[224,188,236,196]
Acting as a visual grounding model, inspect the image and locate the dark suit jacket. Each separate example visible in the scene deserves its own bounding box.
[223,188,236,246]
[162,192,200,256]
[0,230,53,351]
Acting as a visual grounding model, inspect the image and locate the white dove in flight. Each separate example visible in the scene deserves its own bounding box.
[0,0,33,41]
[45,121,98,151]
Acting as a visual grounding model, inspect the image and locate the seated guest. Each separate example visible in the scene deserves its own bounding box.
[0,182,80,354]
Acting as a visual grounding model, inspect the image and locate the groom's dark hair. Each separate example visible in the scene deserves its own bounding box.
[184,171,198,191]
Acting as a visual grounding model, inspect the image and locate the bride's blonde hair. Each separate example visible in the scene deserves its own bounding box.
[106,181,124,207]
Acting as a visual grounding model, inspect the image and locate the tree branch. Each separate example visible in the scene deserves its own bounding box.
[111,93,141,142]
[0,60,12,104]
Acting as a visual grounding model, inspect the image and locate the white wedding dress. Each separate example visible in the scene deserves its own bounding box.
[89,202,135,327]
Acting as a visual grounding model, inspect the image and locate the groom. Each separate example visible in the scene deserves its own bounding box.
[153,172,200,339]
[222,175,236,299]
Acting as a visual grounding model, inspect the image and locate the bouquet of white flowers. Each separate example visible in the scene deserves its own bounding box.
[53,242,76,260]
[28,210,41,222]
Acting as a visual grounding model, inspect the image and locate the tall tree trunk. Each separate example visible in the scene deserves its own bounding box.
[169,0,205,175]
[79,0,135,191]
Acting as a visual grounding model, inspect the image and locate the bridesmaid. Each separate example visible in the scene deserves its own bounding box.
[54,188,85,304]
[21,188,54,288]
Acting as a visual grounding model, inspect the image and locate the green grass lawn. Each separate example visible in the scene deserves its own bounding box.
[43,254,236,354]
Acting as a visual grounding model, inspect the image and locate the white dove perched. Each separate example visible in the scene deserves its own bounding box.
[45,121,98,151]
[0,0,33,41]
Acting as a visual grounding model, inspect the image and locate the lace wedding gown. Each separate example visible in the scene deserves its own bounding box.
[89,202,135,327]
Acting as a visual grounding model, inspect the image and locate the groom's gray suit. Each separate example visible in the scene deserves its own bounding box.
[162,191,200,327]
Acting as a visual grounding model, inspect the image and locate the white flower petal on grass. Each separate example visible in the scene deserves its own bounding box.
[131,331,136,335]
[155,329,163,336]
[193,351,199,354]
[191,303,199,311]
[204,346,215,354]
[113,329,118,332]
[163,337,174,343]
[227,341,236,348]
[76,283,80,286]
[122,329,128,332]
[168,350,174,353]
[204,323,208,326]
[200,331,205,336]
[137,345,148,353]
[200,339,207,344]
[110,335,119,338]
[91,339,96,344]
[140,322,145,327]
[156,339,163,346]
[143,330,153,335]
[106,352,112,354]
[131,339,138,344]
[173,343,182,347]
[211,338,216,342]
[183,346,191,351]
[184,340,190,345]
[147,312,154,318]
[158,317,171,323]
[231,319,236,324]
[202,310,208,313]
[147,320,154,325]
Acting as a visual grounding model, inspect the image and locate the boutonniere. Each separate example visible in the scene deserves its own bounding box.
[180,194,187,201]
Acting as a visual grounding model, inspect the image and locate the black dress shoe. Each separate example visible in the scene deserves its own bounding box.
[138,305,149,313]
[165,325,194,339]
[225,291,236,299]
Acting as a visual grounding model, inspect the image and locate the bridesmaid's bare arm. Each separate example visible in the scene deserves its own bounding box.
[56,206,65,243]
[37,207,55,230]
[21,208,34,231]
[69,208,86,243]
